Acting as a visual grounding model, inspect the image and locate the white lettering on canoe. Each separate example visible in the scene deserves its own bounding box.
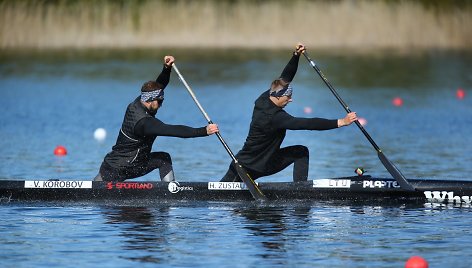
[24,181,92,189]
[208,182,248,190]
[424,191,472,204]
[313,179,351,188]
[363,180,400,189]
[168,181,193,194]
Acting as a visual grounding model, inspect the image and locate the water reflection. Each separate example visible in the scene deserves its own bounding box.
[102,206,170,264]
[232,205,312,264]
[0,202,467,268]
[97,201,472,267]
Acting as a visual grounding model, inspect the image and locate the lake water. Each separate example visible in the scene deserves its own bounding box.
[1,48,472,267]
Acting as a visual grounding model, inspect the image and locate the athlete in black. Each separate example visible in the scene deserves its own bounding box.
[221,43,357,183]
[95,56,219,182]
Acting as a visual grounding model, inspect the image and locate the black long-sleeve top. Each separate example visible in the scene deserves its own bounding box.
[280,52,300,82]
[235,53,338,172]
[136,65,208,138]
[135,117,207,138]
[156,64,171,89]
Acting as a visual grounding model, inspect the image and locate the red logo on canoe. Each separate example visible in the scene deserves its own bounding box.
[106,182,153,190]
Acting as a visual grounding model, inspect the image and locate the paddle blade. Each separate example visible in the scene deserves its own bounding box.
[234,163,268,201]
[378,151,415,191]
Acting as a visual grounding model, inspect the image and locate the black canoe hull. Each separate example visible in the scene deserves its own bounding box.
[1,176,472,205]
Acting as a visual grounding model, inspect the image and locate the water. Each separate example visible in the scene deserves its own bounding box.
[1,48,472,267]
[1,202,472,267]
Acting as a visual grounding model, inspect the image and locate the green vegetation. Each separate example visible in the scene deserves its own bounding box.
[1,0,471,50]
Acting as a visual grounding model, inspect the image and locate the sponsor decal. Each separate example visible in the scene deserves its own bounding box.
[168,181,193,194]
[363,180,400,189]
[424,191,472,204]
[313,179,351,188]
[106,182,153,190]
[24,181,92,189]
[208,182,249,190]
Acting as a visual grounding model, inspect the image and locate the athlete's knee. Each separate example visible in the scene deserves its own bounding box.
[294,145,309,157]
[161,152,172,162]
[151,152,172,164]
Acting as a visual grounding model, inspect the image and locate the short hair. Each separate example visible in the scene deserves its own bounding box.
[270,78,289,93]
[141,81,163,92]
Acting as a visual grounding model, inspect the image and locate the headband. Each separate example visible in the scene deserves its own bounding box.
[141,89,164,102]
[270,84,293,97]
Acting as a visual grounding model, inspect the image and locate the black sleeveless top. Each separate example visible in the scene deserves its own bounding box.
[104,97,156,168]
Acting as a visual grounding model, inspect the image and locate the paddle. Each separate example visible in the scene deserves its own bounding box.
[302,51,415,191]
[172,64,268,201]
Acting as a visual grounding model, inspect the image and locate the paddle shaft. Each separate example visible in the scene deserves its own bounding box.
[172,64,267,200]
[302,51,415,191]
[303,52,380,150]
[172,65,237,161]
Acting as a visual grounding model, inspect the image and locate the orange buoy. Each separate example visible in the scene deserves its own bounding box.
[405,256,428,268]
[456,88,465,100]
[53,145,67,156]
[392,97,403,107]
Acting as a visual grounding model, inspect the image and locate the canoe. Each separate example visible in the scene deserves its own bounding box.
[1,175,472,205]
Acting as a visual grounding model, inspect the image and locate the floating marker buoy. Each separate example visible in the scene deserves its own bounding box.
[456,88,465,100]
[54,145,67,156]
[303,106,312,114]
[94,128,107,142]
[405,256,428,268]
[355,167,365,176]
[392,97,403,107]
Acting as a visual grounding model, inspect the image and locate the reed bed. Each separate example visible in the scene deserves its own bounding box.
[1,0,471,50]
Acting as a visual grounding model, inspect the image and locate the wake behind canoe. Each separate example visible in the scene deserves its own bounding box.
[1,176,472,205]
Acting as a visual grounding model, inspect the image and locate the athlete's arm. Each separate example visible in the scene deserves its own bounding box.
[135,118,208,138]
[272,111,338,131]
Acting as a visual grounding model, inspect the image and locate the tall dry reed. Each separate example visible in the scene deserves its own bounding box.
[1,0,471,50]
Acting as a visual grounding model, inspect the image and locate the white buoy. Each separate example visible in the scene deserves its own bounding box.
[94,128,107,142]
